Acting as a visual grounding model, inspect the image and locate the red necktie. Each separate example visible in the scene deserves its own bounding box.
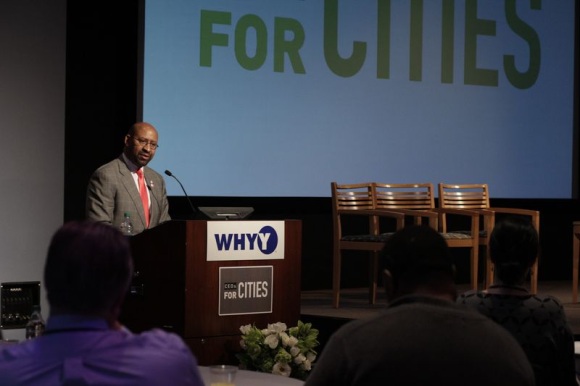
[137,169,150,228]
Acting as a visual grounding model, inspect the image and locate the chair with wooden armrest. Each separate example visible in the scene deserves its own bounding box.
[438,183,540,293]
[373,183,481,291]
[331,182,407,308]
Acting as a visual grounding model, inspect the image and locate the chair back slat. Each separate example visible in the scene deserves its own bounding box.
[439,183,490,209]
[332,182,374,211]
[374,183,435,210]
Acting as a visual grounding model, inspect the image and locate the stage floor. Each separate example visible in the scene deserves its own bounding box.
[300,281,580,337]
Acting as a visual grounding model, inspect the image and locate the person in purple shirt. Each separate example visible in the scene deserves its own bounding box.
[0,220,204,386]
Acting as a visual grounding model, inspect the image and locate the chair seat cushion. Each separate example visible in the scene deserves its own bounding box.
[452,230,488,238]
[342,233,393,242]
[440,232,473,239]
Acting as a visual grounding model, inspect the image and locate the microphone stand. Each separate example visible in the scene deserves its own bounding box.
[164,170,197,217]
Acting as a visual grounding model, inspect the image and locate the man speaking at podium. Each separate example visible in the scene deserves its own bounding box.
[86,122,171,235]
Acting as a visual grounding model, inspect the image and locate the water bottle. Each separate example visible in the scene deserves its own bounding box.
[25,305,45,339]
[120,212,134,236]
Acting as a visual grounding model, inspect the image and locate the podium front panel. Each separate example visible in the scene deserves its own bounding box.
[121,219,302,364]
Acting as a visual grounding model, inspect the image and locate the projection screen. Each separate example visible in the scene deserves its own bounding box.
[142,0,576,198]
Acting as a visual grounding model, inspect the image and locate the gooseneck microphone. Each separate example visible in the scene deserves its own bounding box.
[164,170,198,216]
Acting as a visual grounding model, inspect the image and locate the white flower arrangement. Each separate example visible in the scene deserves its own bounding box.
[237,321,319,381]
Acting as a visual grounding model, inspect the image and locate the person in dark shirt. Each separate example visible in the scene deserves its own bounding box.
[458,217,577,386]
[305,225,535,386]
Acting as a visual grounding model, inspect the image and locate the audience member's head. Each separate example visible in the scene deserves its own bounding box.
[381,225,456,301]
[44,220,133,322]
[489,217,539,286]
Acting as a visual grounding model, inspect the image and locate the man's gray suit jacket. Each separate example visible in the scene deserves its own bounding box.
[86,157,171,235]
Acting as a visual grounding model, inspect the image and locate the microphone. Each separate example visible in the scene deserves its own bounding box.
[164,170,198,216]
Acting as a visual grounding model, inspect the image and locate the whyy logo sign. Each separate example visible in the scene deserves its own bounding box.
[207,221,285,261]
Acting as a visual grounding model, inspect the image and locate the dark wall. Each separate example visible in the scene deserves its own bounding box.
[64,1,140,222]
[65,1,580,291]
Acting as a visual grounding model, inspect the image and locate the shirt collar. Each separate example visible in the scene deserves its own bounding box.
[484,283,530,296]
[46,314,110,333]
[387,294,455,310]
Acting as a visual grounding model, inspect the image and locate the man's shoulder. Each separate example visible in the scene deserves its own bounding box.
[132,328,189,348]
[0,330,202,386]
[386,295,485,320]
[0,340,32,360]
[335,296,507,337]
[0,339,38,373]
[94,157,124,172]
[89,158,126,181]
[144,166,165,180]
[121,328,194,358]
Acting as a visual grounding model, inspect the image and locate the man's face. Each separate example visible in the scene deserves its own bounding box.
[124,124,159,167]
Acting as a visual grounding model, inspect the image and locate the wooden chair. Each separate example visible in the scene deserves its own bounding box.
[331,182,407,308]
[438,183,540,293]
[374,183,481,291]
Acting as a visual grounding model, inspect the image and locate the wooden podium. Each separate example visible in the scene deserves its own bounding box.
[119,219,302,365]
